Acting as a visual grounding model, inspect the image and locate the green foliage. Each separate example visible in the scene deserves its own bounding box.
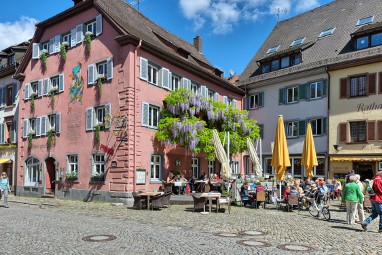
[66,171,78,181]
[28,132,33,150]
[84,32,93,52]
[40,50,48,68]
[30,93,36,113]
[47,129,56,150]
[49,89,57,111]
[60,42,69,61]
[96,76,104,97]
[0,144,16,150]
[91,172,105,182]
[337,178,345,187]
[95,124,101,145]
[155,89,260,160]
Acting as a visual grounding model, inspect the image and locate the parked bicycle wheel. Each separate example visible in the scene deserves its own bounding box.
[322,207,331,220]
[309,205,319,217]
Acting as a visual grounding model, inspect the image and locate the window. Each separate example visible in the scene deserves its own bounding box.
[151,154,161,180]
[87,58,113,85]
[350,121,366,142]
[50,76,59,90]
[142,103,160,129]
[319,27,335,38]
[86,20,97,34]
[293,158,302,176]
[248,92,264,109]
[85,104,111,131]
[371,33,382,47]
[291,54,301,65]
[309,118,323,136]
[191,157,199,178]
[350,75,367,97]
[96,106,107,127]
[44,74,64,95]
[29,118,36,134]
[208,160,215,175]
[47,114,56,131]
[265,158,273,176]
[356,32,382,50]
[267,45,280,54]
[62,32,71,44]
[357,36,369,50]
[262,63,270,73]
[7,55,15,66]
[31,81,38,95]
[97,61,107,78]
[281,56,290,68]
[271,59,279,71]
[287,86,298,103]
[315,158,325,176]
[286,121,298,138]
[92,154,105,175]
[291,37,305,46]
[148,64,158,85]
[191,83,199,94]
[230,161,239,174]
[309,81,323,99]
[25,157,40,186]
[6,85,13,106]
[42,42,49,51]
[67,155,78,174]
[357,16,374,26]
[208,90,214,100]
[172,74,180,90]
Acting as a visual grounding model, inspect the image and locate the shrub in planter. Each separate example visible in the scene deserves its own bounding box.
[66,172,78,181]
[60,42,69,61]
[91,172,105,182]
[84,31,94,52]
[40,49,48,68]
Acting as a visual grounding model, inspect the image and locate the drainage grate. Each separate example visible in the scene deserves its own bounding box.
[277,244,314,252]
[82,235,117,242]
[213,232,242,238]
[237,240,271,247]
[239,230,267,236]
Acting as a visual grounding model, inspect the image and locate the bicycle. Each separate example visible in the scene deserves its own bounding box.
[308,198,331,220]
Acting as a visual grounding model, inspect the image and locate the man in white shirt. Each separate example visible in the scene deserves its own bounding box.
[354,174,365,223]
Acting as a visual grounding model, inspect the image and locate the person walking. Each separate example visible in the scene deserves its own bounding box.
[362,171,382,232]
[343,175,363,225]
[354,174,365,223]
[0,172,11,208]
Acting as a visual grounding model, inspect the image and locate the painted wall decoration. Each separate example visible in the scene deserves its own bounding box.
[67,63,84,113]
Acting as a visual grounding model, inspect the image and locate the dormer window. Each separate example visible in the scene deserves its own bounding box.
[355,32,382,50]
[267,45,280,54]
[291,37,305,47]
[319,27,335,38]
[356,16,374,26]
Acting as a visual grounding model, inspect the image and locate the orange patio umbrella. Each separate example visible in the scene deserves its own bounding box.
[271,115,291,181]
[301,123,318,178]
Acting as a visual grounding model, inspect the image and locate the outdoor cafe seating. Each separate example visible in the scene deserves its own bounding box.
[132,190,171,211]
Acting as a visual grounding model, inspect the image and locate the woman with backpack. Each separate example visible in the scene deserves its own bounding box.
[362,171,382,232]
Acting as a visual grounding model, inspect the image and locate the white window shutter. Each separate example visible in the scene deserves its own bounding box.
[23,119,29,138]
[54,35,61,53]
[233,99,237,108]
[76,24,84,44]
[37,79,43,97]
[139,57,148,81]
[142,102,149,127]
[24,83,30,100]
[88,64,95,85]
[86,107,94,131]
[41,116,47,136]
[11,120,16,143]
[161,68,170,90]
[49,38,54,54]
[71,28,77,47]
[0,88,4,107]
[12,83,18,104]
[168,71,173,90]
[181,78,190,90]
[201,85,207,98]
[59,74,64,92]
[32,43,40,59]
[96,14,102,36]
[36,117,41,137]
[214,92,219,102]
[43,78,50,96]
[223,96,228,105]
[106,58,113,80]
[56,113,61,134]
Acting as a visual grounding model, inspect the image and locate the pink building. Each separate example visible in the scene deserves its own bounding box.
[14,0,244,202]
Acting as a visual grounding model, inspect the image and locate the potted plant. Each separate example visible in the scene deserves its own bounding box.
[27,131,34,150]
[47,128,56,150]
[94,124,101,144]
[84,31,94,52]
[60,42,69,61]
[96,75,105,97]
[49,88,58,111]
[30,92,36,113]
[40,49,48,68]
[66,171,78,182]
[91,172,105,182]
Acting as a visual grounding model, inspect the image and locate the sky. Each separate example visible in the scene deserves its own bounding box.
[1,0,333,77]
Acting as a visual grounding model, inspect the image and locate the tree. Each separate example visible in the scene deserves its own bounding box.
[155,89,260,160]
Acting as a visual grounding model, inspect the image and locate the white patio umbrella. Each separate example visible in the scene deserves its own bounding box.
[212,129,232,180]
[247,137,263,177]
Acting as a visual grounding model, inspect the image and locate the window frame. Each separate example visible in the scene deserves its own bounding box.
[286,120,299,138]
[267,45,280,54]
[309,81,323,100]
[67,154,79,175]
[191,157,199,178]
[287,85,298,104]
[25,157,40,186]
[290,37,305,47]
[309,118,323,136]
[92,153,106,175]
[349,75,367,97]
[350,121,367,143]
[171,74,181,90]
[85,20,97,35]
[148,63,159,85]
[150,154,161,181]
[319,27,336,38]
[356,16,374,26]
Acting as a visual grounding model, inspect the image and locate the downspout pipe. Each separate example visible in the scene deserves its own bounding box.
[325,66,330,179]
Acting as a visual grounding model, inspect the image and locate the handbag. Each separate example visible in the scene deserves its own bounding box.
[367,186,376,196]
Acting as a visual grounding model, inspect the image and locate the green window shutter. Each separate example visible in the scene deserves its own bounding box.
[299,83,307,100]
[246,95,250,110]
[299,120,306,136]
[279,88,285,104]
[259,92,264,107]
[322,79,327,97]
[322,117,327,134]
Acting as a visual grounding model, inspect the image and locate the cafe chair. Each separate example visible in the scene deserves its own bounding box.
[255,191,266,209]
[162,192,171,208]
[132,192,147,210]
[287,194,299,212]
[192,193,206,212]
[151,194,164,210]
[218,195,231,214]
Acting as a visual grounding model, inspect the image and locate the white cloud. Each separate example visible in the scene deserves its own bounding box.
[178,0,324,34]
[0,16,37,50]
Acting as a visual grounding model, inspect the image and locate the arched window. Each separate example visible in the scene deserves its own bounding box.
[25,157,40,186]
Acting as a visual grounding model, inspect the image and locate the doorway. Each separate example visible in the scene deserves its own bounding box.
[354,162,374,181]
[45,157,56,195]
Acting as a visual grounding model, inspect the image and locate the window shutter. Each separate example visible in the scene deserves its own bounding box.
[339,122,347,143]
[378,120,382,140]
[86,107,94,131]
[246,95,251,110]
[32,43,40,59]
[367,121,376,141]
[233,99,237,109]
[322,79,327,97]
[279,88,285,104]
[142,102,149,127]
[322,117,327,134]
[43,78,49,96]
[106,104,111,128]
[0,123,4,144]
[59,74,64,92]
[139,57,148,81]
[11,120,16,143]
[12,83,17,104]
[223,96,228,106]
[36,117,41,137]
[24,83,30,100]
[0,88,4,107]
[41,116,47,136]
[95,14,102,36]
[23,119,29,138]
[106,58,113,80]
[76,24,83,44]
[181,78,190,90]
[340,78,348,99]
[200,85,206,98]
[214,92,219,102]
[161,68,170,89]
[298,83,307,100]
[56,113,61,134]
[168,71,173,90]
[38,79,43,97]
[368,73,376,95]
[54,35,61,53]
[299,120,306,136]
[88,64,95,85]
[379,72,382,94]
[259,92,264,107]
[71,28,77,47]
[49,38,54,54]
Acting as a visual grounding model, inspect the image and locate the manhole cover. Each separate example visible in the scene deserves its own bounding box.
[237,240,271,247]
[82,235,117,242]
[239,230,267,236]
[214,232,241,238]
[277,244,314,252]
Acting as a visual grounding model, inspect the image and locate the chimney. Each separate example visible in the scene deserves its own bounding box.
[193,35,202,52]
[72,0,84,5]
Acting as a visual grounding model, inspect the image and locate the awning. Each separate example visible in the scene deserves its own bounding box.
[330,157,382,162]
[0,158,11,164]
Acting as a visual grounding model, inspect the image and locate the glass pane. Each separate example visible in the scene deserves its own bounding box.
[294,158,302,176]
[357,36,369,49]
[271,60,279,70]
[281,57,289,68]
[371,33,382,47]
[262,64,270,73]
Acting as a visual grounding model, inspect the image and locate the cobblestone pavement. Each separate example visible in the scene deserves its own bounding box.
[0,195,381,255]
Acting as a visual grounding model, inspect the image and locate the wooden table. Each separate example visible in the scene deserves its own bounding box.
[174,181,188,195]
[139,192,162,210]
[200,192,221,213]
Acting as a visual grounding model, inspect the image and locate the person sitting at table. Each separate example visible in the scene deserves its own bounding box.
[240,182,252,206]
[214,173,220,182]
[179,174,188,194]
[189,175,196,192]
[255,181,264,192]
[166,172,175,183]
